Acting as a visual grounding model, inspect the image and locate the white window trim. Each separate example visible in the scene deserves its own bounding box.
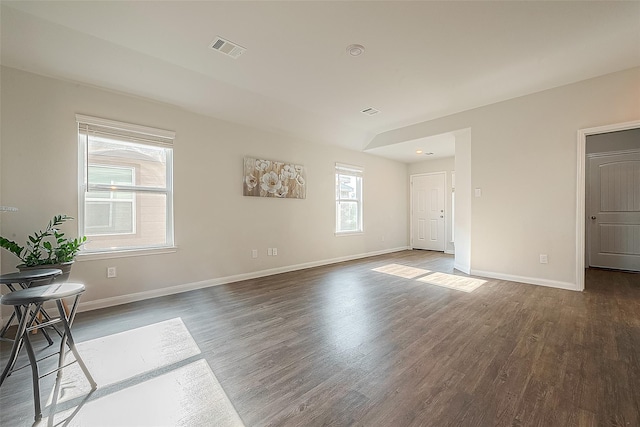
[77,114,175,254]
[76,246,178,261]
[335,162,364,235]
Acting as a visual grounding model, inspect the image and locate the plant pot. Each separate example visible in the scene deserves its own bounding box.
[18,261,74,285]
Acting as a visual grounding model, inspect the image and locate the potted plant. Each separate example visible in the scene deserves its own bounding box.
[0,214,86,282]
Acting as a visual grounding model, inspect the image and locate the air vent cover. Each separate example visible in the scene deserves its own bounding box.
[210,36,246,59]
[361,107,380,116]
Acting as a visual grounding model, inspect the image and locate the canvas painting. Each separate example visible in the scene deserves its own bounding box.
[243,157,306,199]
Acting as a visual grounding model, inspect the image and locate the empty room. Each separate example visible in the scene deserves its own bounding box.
[0,1,639,426]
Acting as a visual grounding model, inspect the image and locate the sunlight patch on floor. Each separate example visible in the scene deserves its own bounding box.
[52,318,201,400]
[372,263,431,279]
[39,318,245,426]
[417,272,487,293]
[46,359,245,427]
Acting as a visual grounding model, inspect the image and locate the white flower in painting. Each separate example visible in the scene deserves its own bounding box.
[261,171,282,194]
[280,164,296,180]
[296,175,305,186]
[255,159,271,172]
[245,174,258,190]
[275,185,289,198]
[295,165,304,173]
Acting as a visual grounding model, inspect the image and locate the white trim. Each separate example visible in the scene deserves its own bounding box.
[576,120,640,292]
[445,249,455,255]
[76,114,176,140]
[335,162,364,175]
[453,262,470,275]
[471,269,577,291]
[77,246,178,261]
[334,231,364,237]
[73,246,410,314]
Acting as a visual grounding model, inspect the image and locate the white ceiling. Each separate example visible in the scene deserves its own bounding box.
[1,1,639,163]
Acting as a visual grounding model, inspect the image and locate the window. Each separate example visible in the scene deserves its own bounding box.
[85,165,135,235]
[335,163,363,234]
[77,115,175,253]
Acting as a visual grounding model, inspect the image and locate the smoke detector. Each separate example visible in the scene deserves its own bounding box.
[346,44,365,56]
[210,36,246,59]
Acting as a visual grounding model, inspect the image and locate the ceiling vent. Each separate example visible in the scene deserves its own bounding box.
[361,107,380,116]
[210,36,246,59]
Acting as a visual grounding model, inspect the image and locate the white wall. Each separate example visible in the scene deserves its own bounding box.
[368,67,640,289]
[453,130,471,274]
[408,156,455,254]
[0,67,409,313]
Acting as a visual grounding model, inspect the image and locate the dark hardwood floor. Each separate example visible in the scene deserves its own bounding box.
[1,250,639,426]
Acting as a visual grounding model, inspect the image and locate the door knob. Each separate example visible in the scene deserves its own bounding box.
[591,216,597,220]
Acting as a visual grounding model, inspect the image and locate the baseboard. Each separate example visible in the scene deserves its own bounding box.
[470,269,578,291]
[76,246,411,313]
[453,263,470,275]
[444,250,455,255]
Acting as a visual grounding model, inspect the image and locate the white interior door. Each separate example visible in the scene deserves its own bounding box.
[411,173,445,251]
[588,152,640,271]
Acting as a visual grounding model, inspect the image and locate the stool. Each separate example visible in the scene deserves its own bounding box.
[0,268,63,344]
[0,283,97,421]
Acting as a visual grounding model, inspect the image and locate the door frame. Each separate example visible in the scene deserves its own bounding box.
[575,120,640,291]
[410,171,447,251]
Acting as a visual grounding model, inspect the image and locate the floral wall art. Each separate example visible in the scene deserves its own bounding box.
[243,157,306,199]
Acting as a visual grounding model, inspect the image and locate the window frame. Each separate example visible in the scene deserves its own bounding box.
[335,163,364,235]
[77,114,175,256]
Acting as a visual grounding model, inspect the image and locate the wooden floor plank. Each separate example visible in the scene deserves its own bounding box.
[1,251,638,426]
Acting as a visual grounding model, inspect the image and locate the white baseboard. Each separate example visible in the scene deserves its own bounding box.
[444,250,455,255]
[76,246,411,313]
[453,263,470,275]
[470,269,578,291]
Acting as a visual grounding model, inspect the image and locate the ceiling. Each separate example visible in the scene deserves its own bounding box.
[1,1,639,163]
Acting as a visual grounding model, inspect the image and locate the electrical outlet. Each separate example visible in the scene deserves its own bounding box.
[107,267,117,278]
[539,254,548,264]
[273,247,278,256]
[267,248,273,256]
[252,249,258,259]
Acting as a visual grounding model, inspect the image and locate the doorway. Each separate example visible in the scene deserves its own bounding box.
[587,150,640,271]
[577,121,640,290]
[410,172,446,251]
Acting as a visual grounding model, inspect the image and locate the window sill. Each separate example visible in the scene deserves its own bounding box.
[77,246,178,261]
[335,231,364,237]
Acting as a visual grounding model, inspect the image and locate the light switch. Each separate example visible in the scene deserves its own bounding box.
[475,188,482,197]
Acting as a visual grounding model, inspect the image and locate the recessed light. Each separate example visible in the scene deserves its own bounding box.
[416,150,423,154]
[347,44,365,56]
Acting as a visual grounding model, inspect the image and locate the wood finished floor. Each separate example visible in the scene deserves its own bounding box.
[1,250,639,426]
